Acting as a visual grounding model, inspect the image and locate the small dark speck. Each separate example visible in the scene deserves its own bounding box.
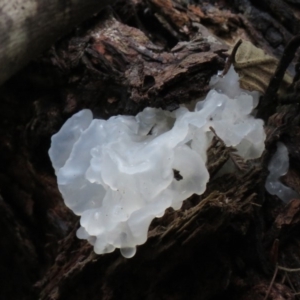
[147,125,155,135]
[173,169,183,181]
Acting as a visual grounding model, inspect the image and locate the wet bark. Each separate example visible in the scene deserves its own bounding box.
[1,1,300,300]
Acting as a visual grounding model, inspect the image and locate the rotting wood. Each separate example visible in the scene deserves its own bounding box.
[2,1,300,300]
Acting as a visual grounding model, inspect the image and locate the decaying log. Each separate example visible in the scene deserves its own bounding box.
[2,0,300,300]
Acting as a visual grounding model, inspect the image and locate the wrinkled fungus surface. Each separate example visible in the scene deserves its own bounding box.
[49,67,266,257]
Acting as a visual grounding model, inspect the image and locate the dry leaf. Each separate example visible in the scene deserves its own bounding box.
[231,40,293,94]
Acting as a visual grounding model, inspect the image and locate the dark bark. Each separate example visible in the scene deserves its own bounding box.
[1,1,300,300]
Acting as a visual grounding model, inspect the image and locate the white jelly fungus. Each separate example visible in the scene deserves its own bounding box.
[265,142,299,202]
[49,67,266,258]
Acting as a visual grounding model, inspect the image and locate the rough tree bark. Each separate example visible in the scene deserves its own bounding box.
[1,1,300,300]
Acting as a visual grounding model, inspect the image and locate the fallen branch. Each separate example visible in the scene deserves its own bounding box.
[0,0,114,85]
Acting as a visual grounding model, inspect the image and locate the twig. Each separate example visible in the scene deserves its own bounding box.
[221,39,242,77]
[284,271,299,299]
[258,35,300,120]
[278,266,300,272]
[263,264,279,300]
[249,202,262,207]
